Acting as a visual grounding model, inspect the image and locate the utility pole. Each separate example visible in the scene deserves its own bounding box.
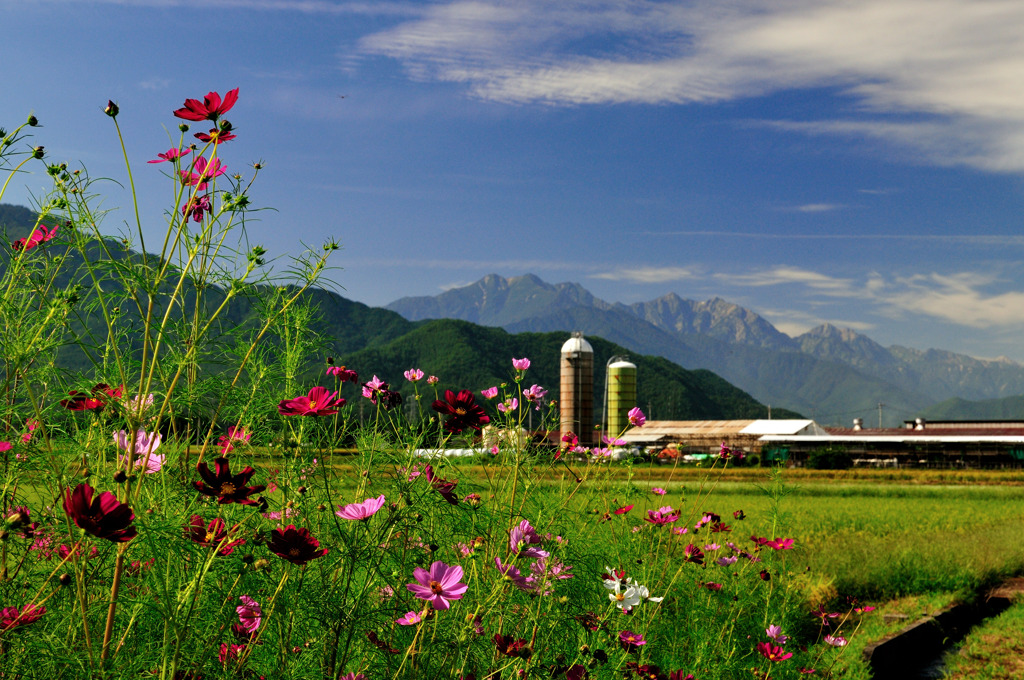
[878,403,885,429]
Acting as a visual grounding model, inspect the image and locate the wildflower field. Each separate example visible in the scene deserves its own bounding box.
[0,90,1021,680]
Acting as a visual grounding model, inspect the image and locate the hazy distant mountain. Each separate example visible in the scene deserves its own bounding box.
[630,293,799,350]
[386,273,1024,425]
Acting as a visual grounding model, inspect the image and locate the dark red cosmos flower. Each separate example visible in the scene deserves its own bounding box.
[0,604,45,631]
[493,633,531,659]
[194,457,266,505]
[60,383,124,411]
[173,88,239,122]
[194,122,236,144]
[431,389,490,433]
[183,515,246,556]
[424,464,460,505]
[683,544,704,565]
[268,525,328,565]
[277,386,345,416]
[62,483,137,543]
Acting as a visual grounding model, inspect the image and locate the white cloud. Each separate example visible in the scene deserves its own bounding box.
[716,266,859,295]
[792,203,844,213]
[591,265,701,283]
[357,0,1024,171]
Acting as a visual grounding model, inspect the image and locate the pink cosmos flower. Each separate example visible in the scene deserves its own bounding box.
[173,88,239,122]
[179,156,226,191]
[147,148,191,164]
[652,487,667,495]
[335,494,386,521]
[645,506,680,526]
[522,384,547,409]
[0,442,11,454]
[512,357,530,371]
[407,560,468,609]
[277,386,345,416]
[767,537,795,550]
[824,634,847,647]
[361,375,387,400]
[628,407,646,428]
[602,434,627,446]
[404,368,424,382]
[766,625,789,645]
[509,519,549,558]
[114,429,164,473]
[493,557,528,587]
[497,397,518,413]
[236,596,261,634]
[480,386,498,399]
[427,375,439,385]
[395,611,422,626]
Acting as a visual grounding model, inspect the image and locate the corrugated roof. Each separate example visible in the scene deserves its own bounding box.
[740,419,826,436]
[619,420,756,443]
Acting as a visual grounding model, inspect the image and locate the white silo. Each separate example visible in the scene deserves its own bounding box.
[560,332,595,446]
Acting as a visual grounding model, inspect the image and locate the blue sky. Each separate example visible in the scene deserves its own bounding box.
[5,0,1024,361]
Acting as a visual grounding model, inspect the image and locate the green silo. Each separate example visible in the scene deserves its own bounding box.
[607,358,637,438]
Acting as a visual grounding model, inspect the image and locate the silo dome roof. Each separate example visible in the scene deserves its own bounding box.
[609,359,636,369]
[561,334,593,354]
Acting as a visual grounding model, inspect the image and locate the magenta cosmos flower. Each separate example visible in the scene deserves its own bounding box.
[277,386,345,416]
[628,407,646,427]
[268,525,328,565]
[194,457,266,505]
[326,365,359,382]
[433,389,490,433]
[512,357,530,371]
[179,156,226,191]
[757,642,793,662]
[218,425,251,454]
[404,368,424,382]
[618,630,647,651]
[406,560,468,610]
[236,596,261,634]
[147,148,191,164]
[12,223,59,251]
[62,483,137,542]
[0,604,45,631]
[335,494,386,521]
[480,386,498,399]
[645,506,680,526]
[173,88,239,122]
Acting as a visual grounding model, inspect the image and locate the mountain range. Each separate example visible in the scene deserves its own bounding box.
[387,274,1024,426]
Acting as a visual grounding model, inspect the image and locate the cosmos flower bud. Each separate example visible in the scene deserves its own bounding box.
[178,123,189,132]
[104,100,119,118]
[27,115,38,127]
[32,146,44,159]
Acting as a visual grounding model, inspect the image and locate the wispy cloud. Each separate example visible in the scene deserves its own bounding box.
[789,203,845,213]
[24,0,420,14]
[637,230,1024,246]
[356,0,1024,171]
[591,265,701,283]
